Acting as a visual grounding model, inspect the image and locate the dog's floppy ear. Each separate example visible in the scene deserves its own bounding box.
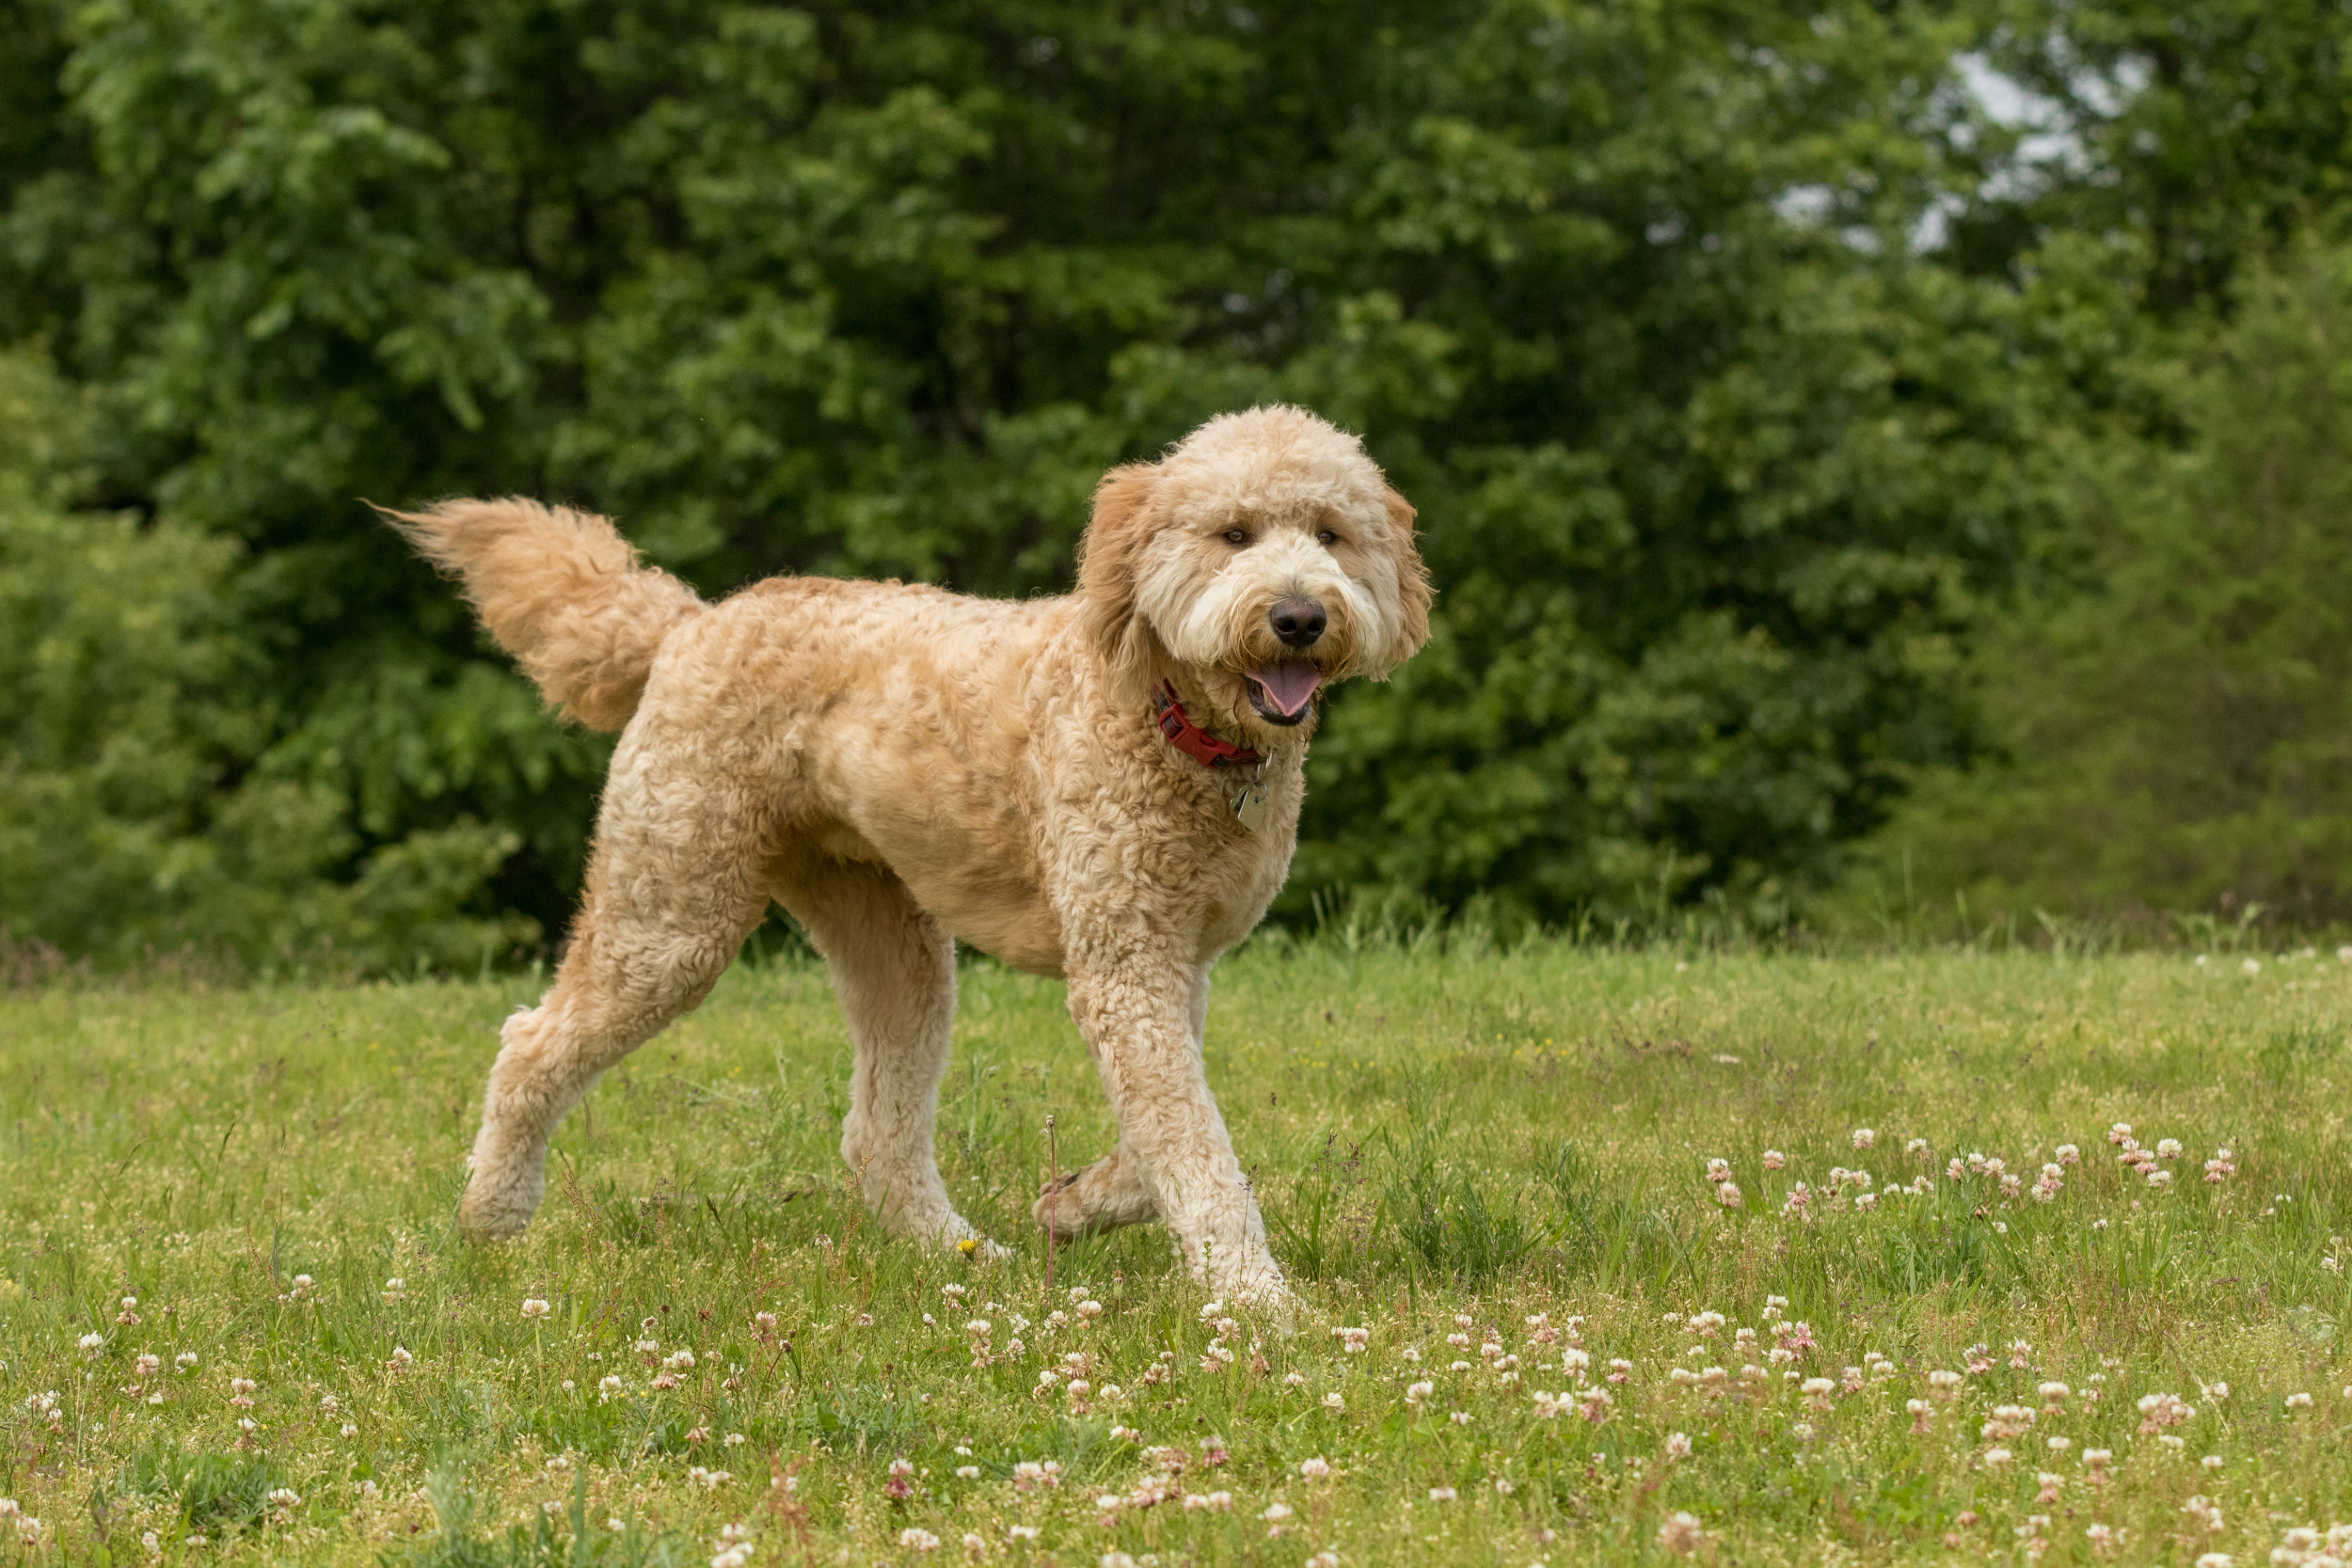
[1076,461,1161,695]
[1378,483,1434,672]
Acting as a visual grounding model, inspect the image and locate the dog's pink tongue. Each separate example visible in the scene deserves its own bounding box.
[1247,661,1323,717]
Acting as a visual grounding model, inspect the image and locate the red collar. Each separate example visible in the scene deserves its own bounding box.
[1152,682,1263,768]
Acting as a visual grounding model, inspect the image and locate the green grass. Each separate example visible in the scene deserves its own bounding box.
[2,939,2349,1565]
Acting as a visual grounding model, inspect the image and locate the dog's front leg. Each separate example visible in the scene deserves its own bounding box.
[1064,950,1284,1297]
[1034,965,1210,1240]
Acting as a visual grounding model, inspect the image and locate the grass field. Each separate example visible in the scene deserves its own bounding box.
[2,938,2349,1566]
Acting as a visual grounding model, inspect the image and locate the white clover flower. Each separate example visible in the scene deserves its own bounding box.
[1658,1512,1704,1554]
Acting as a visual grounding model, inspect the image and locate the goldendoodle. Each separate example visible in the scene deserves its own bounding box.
[390,404,1429,1294]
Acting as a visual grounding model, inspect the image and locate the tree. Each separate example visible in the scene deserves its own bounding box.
[1830,237,2352,933]
[0,0,2067,959]
[0,347,534,969]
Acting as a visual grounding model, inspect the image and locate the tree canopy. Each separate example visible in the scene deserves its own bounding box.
[3,0,2343,965]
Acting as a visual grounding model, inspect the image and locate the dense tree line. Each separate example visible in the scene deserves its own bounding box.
[4,0,2348,968]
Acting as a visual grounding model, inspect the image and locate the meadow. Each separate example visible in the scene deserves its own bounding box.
[1,937,2347,1566]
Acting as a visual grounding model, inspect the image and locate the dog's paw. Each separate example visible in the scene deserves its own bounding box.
[1030,1172,1088,1240]
[1230,1276,1300,1328]
[927,1208,1012,1261]
[1195,1252,1294,1314]
[454,1201,532,1243]
[1033,1151,1157,1239]
[942,1216,1013,1261]
[456,1164,542,1243]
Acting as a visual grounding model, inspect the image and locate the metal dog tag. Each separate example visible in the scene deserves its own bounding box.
[1231,768,1269,833]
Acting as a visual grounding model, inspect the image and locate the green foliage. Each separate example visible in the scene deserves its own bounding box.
[0,346,539,970]
[123,1448,290,1537]
[1375,1085,1555,1283]
[399,1472,678,1568]
[1831,236,2352,933]
[9,945,2352,1560]
[1977,0,2352,313]
[9,0,2344,954]
[0,0,2093,958]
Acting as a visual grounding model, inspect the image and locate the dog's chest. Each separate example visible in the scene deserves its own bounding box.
[1181,775,1302,959]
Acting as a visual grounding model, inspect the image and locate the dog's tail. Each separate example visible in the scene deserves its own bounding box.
[382,498,704,732]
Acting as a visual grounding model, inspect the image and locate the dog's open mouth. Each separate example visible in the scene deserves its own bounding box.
[1244,661,1323,725]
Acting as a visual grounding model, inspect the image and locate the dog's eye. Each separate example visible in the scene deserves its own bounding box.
[1222,529,1249,546]
[1316,530,1339,547]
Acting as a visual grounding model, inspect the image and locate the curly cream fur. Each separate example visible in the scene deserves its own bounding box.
[397,404,1429,1295]
[384,498,706,730]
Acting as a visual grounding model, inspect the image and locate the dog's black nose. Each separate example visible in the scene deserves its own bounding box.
[1269,596,1327,648]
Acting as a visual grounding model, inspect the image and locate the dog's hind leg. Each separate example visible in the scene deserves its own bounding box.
[1033,966,1206,1239]
[459,732,776,1242]
[1036,1146,1157,1240]
[780,856,991,1251]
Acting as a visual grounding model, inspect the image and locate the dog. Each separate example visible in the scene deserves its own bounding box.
[389,404,1429,1294]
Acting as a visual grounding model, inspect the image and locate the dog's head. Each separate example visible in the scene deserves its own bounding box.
[1076,405,1431,739]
